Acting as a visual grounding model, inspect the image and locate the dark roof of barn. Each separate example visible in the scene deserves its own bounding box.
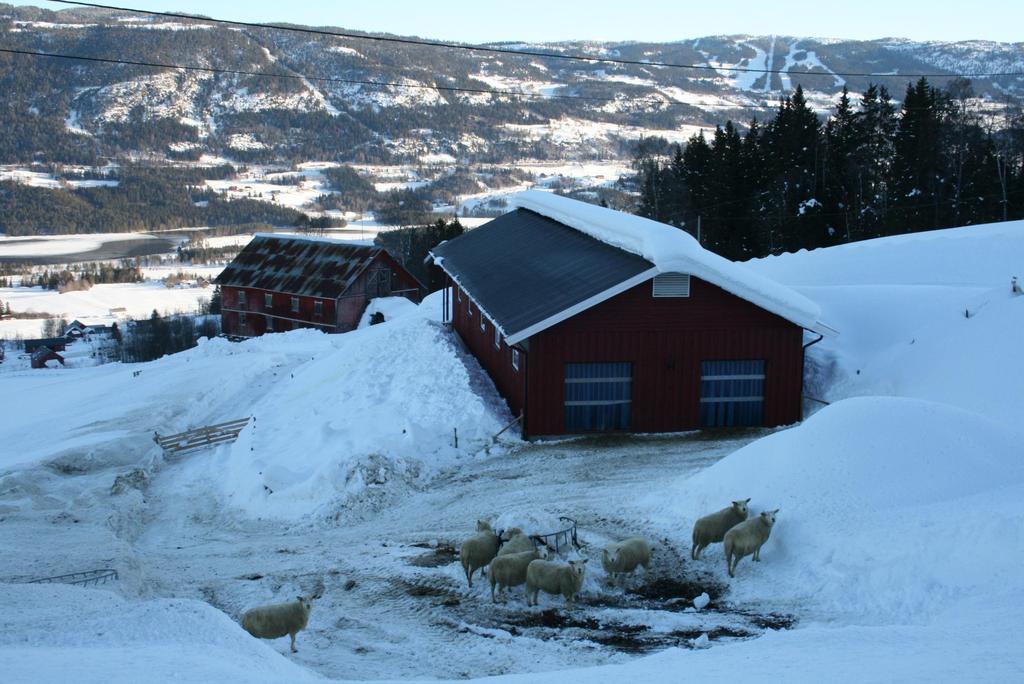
[214,235,384,299]
[24,337,68,352]
[429,209,654,340]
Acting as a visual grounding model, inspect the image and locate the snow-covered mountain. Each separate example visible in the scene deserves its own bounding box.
[2,4,1022,164]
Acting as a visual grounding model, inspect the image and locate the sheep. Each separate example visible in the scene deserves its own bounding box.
[488,544,547,602]
[460,519,501,587]
[723,509,779,577]
[601,537,652,585]
[240,595,312,653]
[525,558,587,607]
[691,498,750,560]
[497,527,536,557]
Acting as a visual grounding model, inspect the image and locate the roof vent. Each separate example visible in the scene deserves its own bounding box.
[652,272,691,297]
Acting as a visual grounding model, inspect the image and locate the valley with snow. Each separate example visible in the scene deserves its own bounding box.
[2,216,1022,682]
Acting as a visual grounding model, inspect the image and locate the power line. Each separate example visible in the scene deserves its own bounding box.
[40,0,1024,79]
[0,46,817,112]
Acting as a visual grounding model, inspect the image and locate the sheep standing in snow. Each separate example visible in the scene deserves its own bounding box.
[460,519,501,588]
[691,498,750,560]
[240,596,313,653]
[601,537,652,585]
[724,509,779,577]
[525,558,587,607]
[497,528,536,556]
[488,544,547,603]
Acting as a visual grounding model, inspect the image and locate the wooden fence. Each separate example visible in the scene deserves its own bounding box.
[153,416,251,456]
[29,568,119,587]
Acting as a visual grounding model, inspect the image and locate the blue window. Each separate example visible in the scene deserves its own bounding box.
[564,362,632,432]
[700,360,765,427]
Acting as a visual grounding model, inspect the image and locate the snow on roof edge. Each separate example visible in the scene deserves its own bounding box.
[253,232,380,249]
[511,190,834,336]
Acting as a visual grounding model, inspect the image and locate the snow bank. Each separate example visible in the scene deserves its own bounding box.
[644,396,1024,623]
[357,296,419,328]
[750,219,1024,287]
[193,306,509,520]
[512,190,830,335]
[0,584,319,683]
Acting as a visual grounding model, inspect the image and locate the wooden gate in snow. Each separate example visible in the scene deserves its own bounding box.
[153,416,251,456]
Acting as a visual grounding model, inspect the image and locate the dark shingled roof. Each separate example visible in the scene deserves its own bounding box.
[214,235,383,299]
[430,209,654,337]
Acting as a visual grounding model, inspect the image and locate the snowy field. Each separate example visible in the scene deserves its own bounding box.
[0,281,217,339]
[1,218,1023,682]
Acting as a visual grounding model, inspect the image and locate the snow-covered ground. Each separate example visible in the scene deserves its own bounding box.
[2,218,1023,682]
[0,281,216,339]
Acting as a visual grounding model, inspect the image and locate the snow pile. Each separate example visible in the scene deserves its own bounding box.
[750,219,1024,287]
[644,396,1024,623]
[0,584,318,683]
[188,298,510,520]
[357,295,419,328]
[746,219,1024,425]
[512,190,830,334]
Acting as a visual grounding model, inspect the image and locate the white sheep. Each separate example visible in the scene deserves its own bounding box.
[497,527,536,556]
[723,509,779,577]
[488,545,547,602]
[460,519,500,587]
[601,537,652,585]
[691,498,750,560]
[525,558,587,607]
[240,595,313,653]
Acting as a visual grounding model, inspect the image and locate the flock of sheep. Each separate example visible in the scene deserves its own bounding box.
[236,499,778,653]
[459,498,779,608]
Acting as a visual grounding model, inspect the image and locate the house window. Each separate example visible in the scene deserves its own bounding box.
[494,327,501,349]
[511,348,520,371]
[314,300,323,317]
[652,272,691,297]
[480,316,486,333]
[238,290,246,307]
[457,288,462,302]
[264,293,273,309]
[291,296,300,313]
[467,301,473,317]
[239,311,247,326]
[265,315,274,332]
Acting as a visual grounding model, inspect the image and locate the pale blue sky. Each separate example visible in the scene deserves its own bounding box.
[6,0,1023,43]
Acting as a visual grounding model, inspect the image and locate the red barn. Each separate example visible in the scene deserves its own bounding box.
[215,234,423,338]
[430,191,835,438]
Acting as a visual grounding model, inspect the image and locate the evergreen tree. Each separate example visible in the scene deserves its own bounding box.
[852,84,898,238]
[891,78,944,232]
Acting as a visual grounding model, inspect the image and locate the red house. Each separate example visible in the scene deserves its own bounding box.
[215,234,423,338]
[430,191,835,438]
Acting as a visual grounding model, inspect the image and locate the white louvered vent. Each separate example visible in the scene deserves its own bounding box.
[652,272,691,297]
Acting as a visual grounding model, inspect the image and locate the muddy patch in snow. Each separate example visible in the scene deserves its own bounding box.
[407,541,458,568]
[405,564,795,656]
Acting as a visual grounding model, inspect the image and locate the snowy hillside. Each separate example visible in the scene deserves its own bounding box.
[2,5,1022,165]
[2,220,1023,681]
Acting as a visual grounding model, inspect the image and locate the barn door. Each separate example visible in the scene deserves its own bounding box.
[700,360,765,427]
[564,362,632,432]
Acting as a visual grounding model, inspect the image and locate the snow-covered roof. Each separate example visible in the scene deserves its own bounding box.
[512,190,836,336]
[214,234,388,299]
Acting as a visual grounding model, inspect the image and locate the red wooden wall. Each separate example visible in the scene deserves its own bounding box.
[524,277,804,436]
[448,275,805,437]
[220,252,422,337]
[449,279,527,418]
